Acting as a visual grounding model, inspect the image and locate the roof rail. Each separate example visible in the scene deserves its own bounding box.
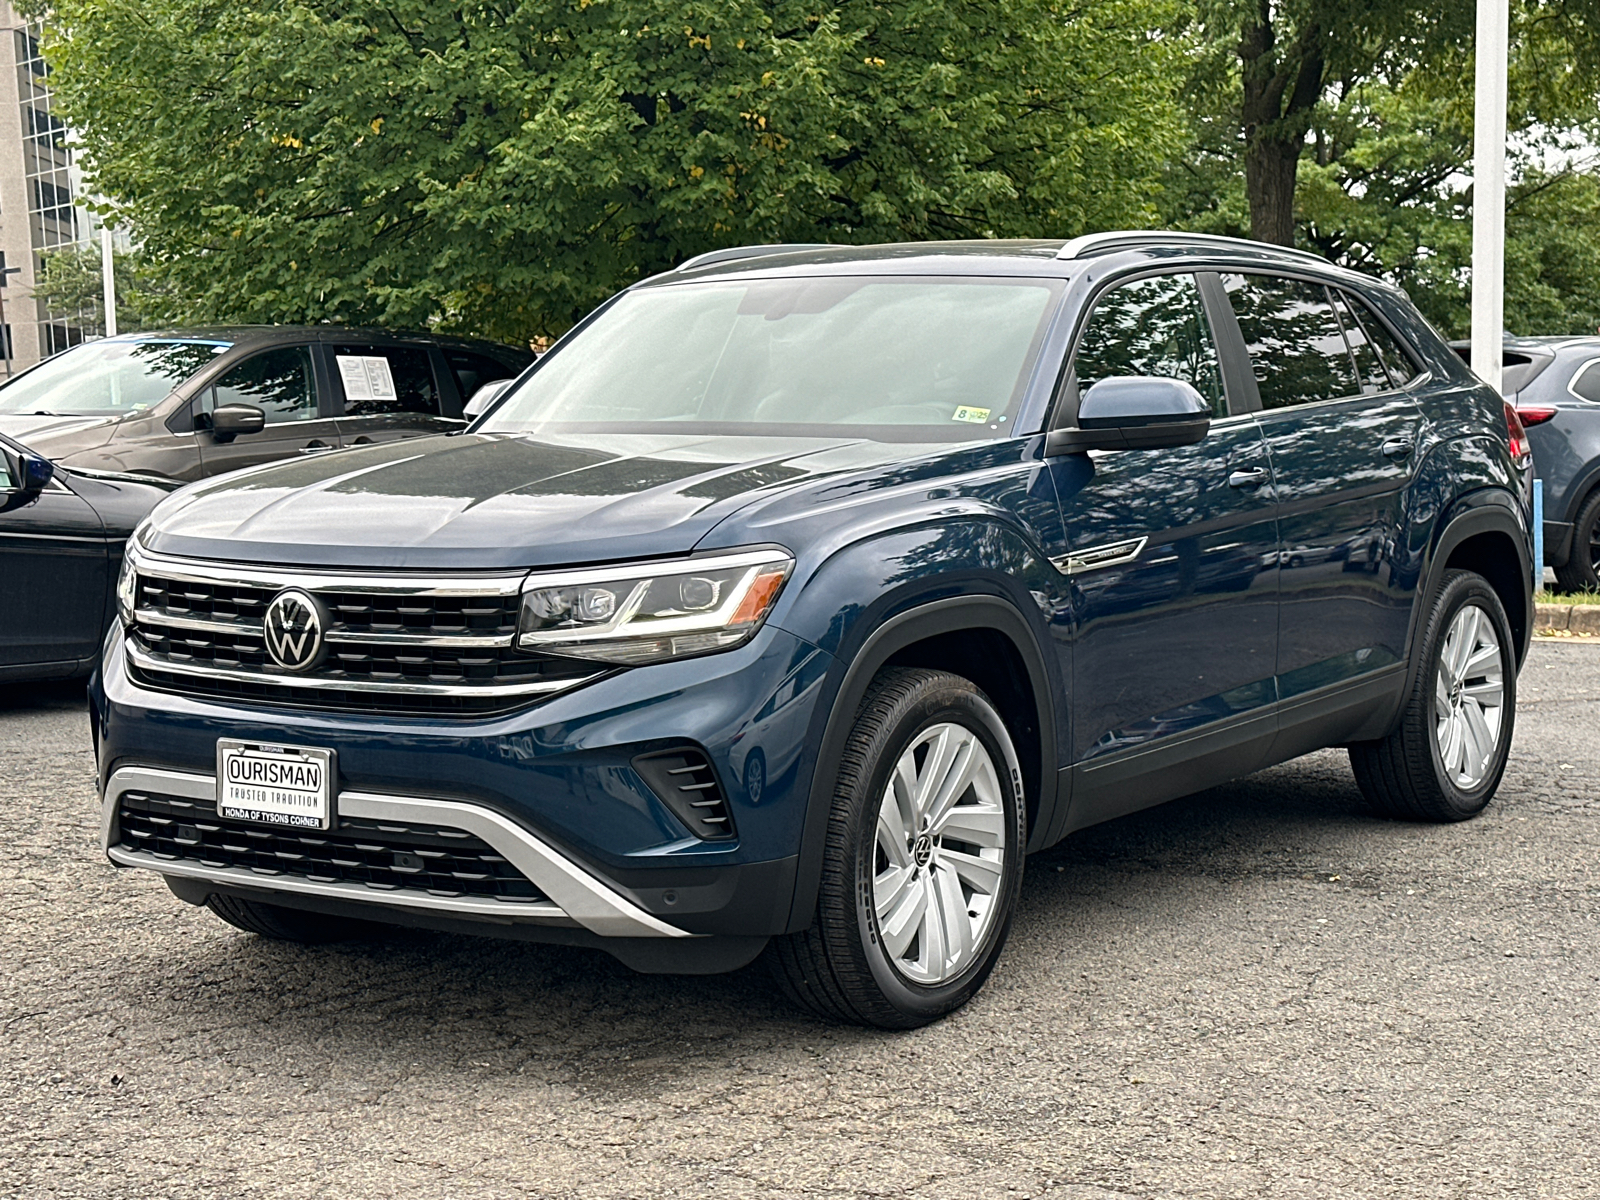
[1055,230,1329,266]
[676,244,834,272]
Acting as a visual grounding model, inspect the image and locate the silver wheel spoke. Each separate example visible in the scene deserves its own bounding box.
[1432,602,1503,789]
[1460,699,1495,777]
[933,805,1006,848]
[879,874,928,959]
[871,719,1011,986]
[931,863,973,968]
[942,847,1004,895]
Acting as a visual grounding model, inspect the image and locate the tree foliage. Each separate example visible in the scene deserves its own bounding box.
[31,242,182,332]
[43,0,1183,340]
[1167,0,1600,337]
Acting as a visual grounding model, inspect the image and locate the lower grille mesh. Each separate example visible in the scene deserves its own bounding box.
[117,790,548,904]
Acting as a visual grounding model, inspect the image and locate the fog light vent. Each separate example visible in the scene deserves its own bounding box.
[632,748,736,841]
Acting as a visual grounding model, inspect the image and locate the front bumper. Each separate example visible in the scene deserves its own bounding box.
[95,623,834,939]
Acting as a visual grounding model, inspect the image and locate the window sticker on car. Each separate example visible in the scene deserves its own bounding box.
[952,406,991,423]
[337,355,397,403]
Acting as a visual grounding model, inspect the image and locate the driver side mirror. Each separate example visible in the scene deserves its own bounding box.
[1,446,53,499]
[1046,376,1212,454]
[463,379,512,420]
[205,403,267,442]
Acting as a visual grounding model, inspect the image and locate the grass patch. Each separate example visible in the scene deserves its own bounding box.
[1540,591,1600,605]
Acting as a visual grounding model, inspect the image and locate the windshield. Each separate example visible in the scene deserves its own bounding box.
[0,339,230,415]
[479,276,1061,441]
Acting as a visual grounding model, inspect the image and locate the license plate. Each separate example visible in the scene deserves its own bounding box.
[216,740,335,830]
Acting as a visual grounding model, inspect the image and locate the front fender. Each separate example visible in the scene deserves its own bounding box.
[768,521,1068,933]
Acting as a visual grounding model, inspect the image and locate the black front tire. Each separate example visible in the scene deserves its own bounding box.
[1349,569,1516,822]
[766,668,1027,1029]
[1553,489,1600,593]
[206,894,375,944]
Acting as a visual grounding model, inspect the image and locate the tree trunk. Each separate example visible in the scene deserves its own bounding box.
[1237,15,1324,247]
[1246,136,1301,246]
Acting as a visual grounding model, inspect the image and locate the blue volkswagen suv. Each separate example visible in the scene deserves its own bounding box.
[92,235,1532,1027]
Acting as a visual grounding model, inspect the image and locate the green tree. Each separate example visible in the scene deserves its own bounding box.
[1168,1,1600,336]
[41,0,1183,341]
[31,241,182,332]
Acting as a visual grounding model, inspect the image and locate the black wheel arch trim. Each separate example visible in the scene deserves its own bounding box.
[1401,489,1532,709]
[781,593,1060,935]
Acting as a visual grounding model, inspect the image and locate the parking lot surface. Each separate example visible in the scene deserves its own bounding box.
[2,640,1598,1199]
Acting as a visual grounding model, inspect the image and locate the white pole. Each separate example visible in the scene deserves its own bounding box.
[100,225,117,338]
[1470,0,1509,394]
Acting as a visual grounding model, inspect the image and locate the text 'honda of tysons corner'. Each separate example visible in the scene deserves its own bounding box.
[92,235,1533,1028]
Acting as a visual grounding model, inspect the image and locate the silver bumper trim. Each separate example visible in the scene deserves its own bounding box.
[100,765,692,939]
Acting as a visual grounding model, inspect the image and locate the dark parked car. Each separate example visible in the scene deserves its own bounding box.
[0,432,177,681]
[93,235,1532,1027]
[1452,336,1600,591]
[0,327,531,482]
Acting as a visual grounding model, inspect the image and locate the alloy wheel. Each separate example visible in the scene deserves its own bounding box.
[872,721,1008,985]
[1433,602,1505,789]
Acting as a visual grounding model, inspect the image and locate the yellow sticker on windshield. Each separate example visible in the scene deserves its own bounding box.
[952,406,991,423]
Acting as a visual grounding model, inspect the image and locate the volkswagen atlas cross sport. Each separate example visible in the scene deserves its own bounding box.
[92,235,1533,1028]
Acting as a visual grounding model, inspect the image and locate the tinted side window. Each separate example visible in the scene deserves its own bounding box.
[1336,289,1420,389]
[1222,274,1358,409]
[446,351,516,401]
[1571,360,1600,403]
[331,345,439,416]
[208,346,317,424]
[1072,273,1225,417]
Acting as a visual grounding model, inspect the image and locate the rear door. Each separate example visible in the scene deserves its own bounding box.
[1050,270,1280,823]
[1219,273,1426,709]
[0,474,107,670]
[327,342,462,447]
[194,344,342,476]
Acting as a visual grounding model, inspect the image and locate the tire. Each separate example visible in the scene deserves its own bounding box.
[1349,569,1516,822]
[766,668,1027,1028]
[206,893,375,944]
[1553,489,1600,593]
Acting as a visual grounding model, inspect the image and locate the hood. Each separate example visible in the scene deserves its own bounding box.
[143,431,915,570]
[0,412,121,455]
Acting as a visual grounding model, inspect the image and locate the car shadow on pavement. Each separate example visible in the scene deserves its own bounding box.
[101,750,1405,1086]
[0,676,88,714]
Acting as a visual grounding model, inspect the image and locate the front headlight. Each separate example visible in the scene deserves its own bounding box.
[115,537,143,626]
[518,548,794,665]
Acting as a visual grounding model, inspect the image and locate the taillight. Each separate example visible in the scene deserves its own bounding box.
[1504,401,1533,469]
[1516,404,1558,427]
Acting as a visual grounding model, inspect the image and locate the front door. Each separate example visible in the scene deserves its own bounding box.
[328,343,463,448]
[1219,273,1425,705]
[195,345,342,475]
[0,477,107,670]
[1051,271,1280,825]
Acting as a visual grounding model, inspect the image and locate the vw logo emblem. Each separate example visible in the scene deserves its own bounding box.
[262,589,327,672]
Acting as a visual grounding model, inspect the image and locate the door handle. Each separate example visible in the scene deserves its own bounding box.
[351,436,374,445]
[1228,467,1270,489]
[298,440,334,454]
[1381,438,1414,460]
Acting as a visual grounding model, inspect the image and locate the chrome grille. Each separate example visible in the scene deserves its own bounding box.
[125,550,602,716]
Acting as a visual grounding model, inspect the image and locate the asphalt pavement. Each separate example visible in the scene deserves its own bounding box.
[3,641,1598,1199]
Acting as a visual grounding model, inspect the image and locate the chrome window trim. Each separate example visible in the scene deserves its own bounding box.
[1566,356,1600,404]
[100,765,693,939]
[124,639,595,698]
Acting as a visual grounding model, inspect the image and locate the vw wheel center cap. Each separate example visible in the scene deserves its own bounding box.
[262,589,328,672]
